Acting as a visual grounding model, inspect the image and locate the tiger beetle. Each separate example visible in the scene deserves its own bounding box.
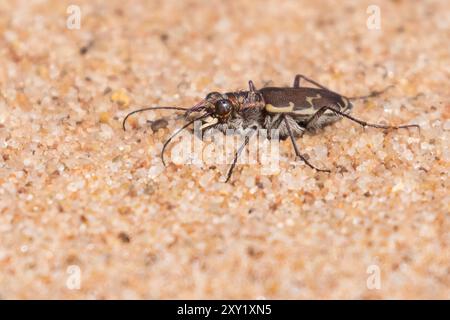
[123,74,419,182]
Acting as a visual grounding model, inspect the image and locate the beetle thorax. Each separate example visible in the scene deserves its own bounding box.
[227,91,265,111]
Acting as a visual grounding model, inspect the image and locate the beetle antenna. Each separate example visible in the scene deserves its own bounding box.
[122,106,190,131]
[347,85,394,101]
[161,113,210,166]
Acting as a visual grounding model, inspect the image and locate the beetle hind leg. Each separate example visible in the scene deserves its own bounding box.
[293,75,301,88]
[304,106,420,132]
[293,74,340,96]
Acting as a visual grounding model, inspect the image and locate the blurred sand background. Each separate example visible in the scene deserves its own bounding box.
[0,0,449,299]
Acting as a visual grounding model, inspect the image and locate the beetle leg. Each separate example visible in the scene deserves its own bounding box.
[262,79,274,87]
[302,106,337,131]
[293,75,301,88]
[246,80,262,106]
[248,80,257,93]
[347,85,394,100]
[268,114,281,131]
[225,128,257,183]
[293,74,342,97]
[304,106,420,131]
[283,116,330,172]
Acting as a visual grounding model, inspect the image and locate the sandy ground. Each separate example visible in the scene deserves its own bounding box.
[0,0,449,299]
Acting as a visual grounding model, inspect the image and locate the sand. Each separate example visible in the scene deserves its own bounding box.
[0,0,449,299]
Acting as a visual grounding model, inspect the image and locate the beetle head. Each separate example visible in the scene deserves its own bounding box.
[201,91,239,124]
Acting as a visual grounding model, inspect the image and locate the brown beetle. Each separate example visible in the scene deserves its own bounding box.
[123,74,419,182]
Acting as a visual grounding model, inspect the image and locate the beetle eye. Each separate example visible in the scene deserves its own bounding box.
[205,92,222,101]
[215,99,232,116]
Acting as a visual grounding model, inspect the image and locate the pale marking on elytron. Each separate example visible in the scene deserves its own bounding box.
[265,95,349,117]
[265,102,295,113]
[293,107,317,116]
[305,94,322,107]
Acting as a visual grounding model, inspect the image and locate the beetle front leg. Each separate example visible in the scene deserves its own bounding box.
[225,127,257,183]
[225,135,250,183]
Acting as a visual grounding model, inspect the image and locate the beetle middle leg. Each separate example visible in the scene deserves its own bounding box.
[248,80,257,92]
[283,115,330,172]
[304,106,420,131]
